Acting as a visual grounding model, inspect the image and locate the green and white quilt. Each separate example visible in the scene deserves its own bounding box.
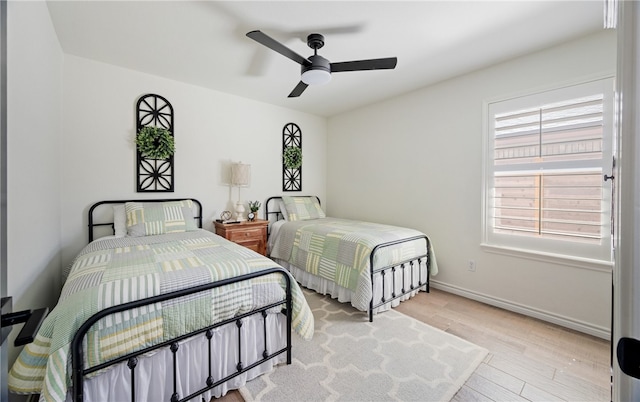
[270,218,438,311]
[8,230,313,401]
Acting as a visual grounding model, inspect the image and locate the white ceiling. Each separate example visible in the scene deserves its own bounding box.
[46,1,605,117]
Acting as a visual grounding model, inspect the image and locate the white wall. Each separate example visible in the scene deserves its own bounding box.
[6,0,63,365]
[327,30,616,338]
[60,55,327,266]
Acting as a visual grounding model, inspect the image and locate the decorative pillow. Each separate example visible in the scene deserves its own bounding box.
[281,196,325,221]
[113,204,127,238]
[125,200,197,237]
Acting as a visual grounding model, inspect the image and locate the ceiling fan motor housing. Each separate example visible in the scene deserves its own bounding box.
[303,55,330,74]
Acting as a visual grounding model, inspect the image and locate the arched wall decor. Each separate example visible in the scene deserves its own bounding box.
[136,94,174,192]
[282,122,302,192]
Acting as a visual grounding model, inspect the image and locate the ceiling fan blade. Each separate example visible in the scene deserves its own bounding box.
[330,57,397,73]
[246,30,310,66]
[288,81,309,98]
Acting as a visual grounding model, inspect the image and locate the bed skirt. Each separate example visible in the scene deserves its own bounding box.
[65,312,286,402]
[273,258,426,316]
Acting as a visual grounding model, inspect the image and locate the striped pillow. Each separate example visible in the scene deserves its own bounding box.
[282,196,325,221]
[125,200,197,237]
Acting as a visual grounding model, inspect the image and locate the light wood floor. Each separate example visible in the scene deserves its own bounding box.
[220,288,610,402]
[396,289,610,402]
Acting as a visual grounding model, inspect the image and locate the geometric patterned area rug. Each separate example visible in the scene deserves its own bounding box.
[240,289,488,401]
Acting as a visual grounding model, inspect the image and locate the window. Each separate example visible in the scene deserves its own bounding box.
[483,78,614,263]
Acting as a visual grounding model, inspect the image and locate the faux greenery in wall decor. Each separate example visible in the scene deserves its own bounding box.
[135,126,175,160]
[282,122,302,191]
[136,94,175,192]
[283,146,302,170]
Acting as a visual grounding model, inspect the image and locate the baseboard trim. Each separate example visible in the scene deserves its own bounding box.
[430,280,610,340]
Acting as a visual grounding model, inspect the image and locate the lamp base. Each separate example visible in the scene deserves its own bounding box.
[235,202,246,222]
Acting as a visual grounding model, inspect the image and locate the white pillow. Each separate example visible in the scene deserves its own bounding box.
[113,204,127,237]
[277,199,290,221]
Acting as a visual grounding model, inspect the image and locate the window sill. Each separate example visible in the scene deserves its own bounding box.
[480,243,613,273]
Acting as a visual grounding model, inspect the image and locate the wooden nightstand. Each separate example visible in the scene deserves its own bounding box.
[214,219,269,256]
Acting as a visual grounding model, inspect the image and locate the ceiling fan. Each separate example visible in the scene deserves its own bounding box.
[246,30,398,98]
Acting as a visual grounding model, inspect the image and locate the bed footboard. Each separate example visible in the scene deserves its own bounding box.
[71,267,293,402]
[368,235,430,322]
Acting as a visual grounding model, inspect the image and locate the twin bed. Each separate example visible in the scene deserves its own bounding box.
[8,196,436,401]
[266,196,437,321]
[8,199,313,402]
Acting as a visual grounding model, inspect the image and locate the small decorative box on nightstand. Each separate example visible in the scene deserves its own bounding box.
[214,219,269,256]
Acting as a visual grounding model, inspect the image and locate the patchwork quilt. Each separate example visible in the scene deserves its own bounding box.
[269,218,438,311]
[8,230,313,401]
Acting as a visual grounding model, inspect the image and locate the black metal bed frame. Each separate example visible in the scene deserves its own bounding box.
[69,199,293,402]
[264,196,430,322]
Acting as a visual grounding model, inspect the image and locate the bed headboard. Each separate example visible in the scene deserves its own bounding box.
[264,196,321,223]
[88,198,203,243]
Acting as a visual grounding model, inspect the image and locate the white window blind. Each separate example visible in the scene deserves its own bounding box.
[484,78,614,263]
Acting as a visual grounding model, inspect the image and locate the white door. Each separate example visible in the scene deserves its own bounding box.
[0,0,8,399]
[612,1,640,400]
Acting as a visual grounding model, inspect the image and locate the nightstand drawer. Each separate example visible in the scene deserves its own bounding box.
[233,238,263,254]
[226,227,265,241]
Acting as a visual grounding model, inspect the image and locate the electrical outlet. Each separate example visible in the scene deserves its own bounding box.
[468,260,476,272]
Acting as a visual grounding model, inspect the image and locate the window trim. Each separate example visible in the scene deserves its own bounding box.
[480,243,613,273]
[482,74,616,265]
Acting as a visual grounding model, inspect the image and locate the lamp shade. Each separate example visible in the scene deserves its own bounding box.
[231,163,251,186]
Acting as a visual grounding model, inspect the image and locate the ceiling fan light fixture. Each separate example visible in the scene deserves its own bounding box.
[301,55,331,86]
[301,68,331,85]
